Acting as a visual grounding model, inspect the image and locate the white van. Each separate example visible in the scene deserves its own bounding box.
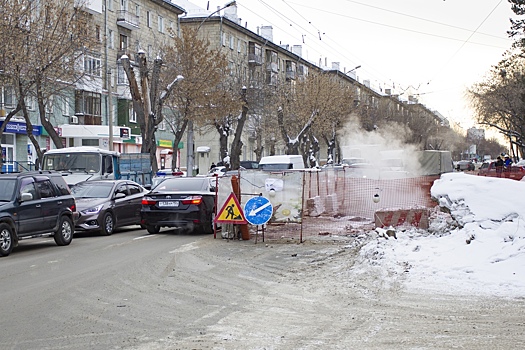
[259,155,305,171]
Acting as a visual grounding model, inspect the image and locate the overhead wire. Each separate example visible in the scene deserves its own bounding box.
[236,0,510,98]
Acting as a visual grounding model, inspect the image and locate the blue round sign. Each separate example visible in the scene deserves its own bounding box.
[244,196,273,225]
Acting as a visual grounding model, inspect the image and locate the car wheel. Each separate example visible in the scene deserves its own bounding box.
[54,216,73,246]
[101,212,114,236]
[146,225,160,234]
[199,211,215,235]
[0,223,14,257]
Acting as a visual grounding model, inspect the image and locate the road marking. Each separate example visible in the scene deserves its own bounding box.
[133,235,156,240]
[169,242,198,254]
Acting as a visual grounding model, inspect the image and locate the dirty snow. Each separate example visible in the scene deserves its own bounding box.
[355,172,525,298]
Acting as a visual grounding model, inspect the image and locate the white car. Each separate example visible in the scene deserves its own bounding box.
[208,166,227,177]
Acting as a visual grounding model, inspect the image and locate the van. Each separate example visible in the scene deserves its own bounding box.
[259,155,305,171]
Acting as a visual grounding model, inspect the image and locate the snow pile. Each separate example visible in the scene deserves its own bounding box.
[353,173,525,298]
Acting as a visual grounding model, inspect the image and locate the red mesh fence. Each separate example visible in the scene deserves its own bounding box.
[249,171,438,242]
[217,170,440,242]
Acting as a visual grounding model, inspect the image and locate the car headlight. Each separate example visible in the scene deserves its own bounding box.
[80,204,103,215]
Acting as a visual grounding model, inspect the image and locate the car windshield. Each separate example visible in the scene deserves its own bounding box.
[153,178,207,192]
[71,182,114,198]
[0,179,16,201]
[43,153,100,173]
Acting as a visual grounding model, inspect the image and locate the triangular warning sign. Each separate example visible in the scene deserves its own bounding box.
[215,192,247,224]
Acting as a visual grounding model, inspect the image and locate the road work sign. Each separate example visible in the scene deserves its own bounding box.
[215,192,247,224]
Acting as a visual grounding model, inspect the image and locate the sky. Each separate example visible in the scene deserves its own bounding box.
[183,0,517,131]
[352,173,525,298]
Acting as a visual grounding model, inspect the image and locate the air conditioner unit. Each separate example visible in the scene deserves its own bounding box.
[70,115,79,124]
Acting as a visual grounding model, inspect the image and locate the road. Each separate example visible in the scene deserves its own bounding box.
[1,228,524,349]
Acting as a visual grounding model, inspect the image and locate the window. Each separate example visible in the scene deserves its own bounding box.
[146,11,151,28]
[108,29,114,49]
[95,25,101,42]
[129,102,136,122]
[128,183,142,195]
[103,155,113,174]
[229,35,234,50]
[120,0,128,11]
[237,40,241,53]
[116,184,128,196]
[75,90,102,117]
[117,64,128,85]
[221,32,227,46]
[36,180,55,199]
[45,96,53,113]
[135,4,140,16]
[62,96,69,116]
[169,20,174,36]
[107,0,113,11]
[81,139,99,146]
[84,55,102,77]
[147,45,152,59]
[120,34,128,50]
[26,95,35,110]
[158,119,165,130]
[20,178,37,201]
[50,177,70,196]
[158,15,164,33]
[2,86,15,108]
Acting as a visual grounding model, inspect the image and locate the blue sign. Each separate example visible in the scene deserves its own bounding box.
[0,121,42,135]
[244,196,273,225]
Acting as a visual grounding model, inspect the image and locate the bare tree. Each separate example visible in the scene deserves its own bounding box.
[0,0,99,164]
[274,70,353,166]
[162,27,237,171]
[468,50,525,160]
[121,52,183,174]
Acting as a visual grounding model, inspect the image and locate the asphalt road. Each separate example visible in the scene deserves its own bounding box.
[2,228,524,350]
[0,227,213,349]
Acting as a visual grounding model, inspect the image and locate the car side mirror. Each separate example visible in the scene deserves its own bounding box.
[114,192,126,199]
[20,192,33,202]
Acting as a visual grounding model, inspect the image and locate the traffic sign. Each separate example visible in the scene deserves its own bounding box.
[215,192,247,224]
[244,196,273,225]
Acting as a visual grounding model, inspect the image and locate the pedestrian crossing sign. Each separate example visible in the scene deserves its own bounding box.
[215,192,247,224]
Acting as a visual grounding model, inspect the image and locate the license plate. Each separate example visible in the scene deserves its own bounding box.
[158,201,179,207]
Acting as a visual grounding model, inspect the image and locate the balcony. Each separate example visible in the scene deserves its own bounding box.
[76,114,102,125]
[285,71,296,81]
[266,62,278,72]
[117,10,139,30]
[248,53,262,65]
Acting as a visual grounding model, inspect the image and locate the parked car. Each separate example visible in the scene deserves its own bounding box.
[0,171,77,257]
[152,169,185,188]
[141,177,216,235]
[477,161,525,180]
[240,160,259,169]
[71,180,146,235]
[208,166,227,177]
[456,160,475,171]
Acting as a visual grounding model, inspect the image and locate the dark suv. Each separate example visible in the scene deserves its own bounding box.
[0,171,78,257]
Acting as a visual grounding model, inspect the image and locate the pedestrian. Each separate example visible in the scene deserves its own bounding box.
[504,155,513,178]
[495,156,504,177]
[210,162,216,170]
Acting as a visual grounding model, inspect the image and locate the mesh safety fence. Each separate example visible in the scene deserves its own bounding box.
[215,169,440,241]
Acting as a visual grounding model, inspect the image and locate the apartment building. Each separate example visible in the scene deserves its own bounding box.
[0,0,449,172]
[0,0,185,170]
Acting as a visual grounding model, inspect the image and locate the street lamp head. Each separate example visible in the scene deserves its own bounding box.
[225,1,236,8]
[347,65,361,73]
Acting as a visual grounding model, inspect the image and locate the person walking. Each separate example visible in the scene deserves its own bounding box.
[495,156,504,177]
[504,155,513,178]
[210,162,216,170]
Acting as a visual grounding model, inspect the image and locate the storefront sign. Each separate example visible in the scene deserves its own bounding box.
[0,121,42,135]
[157,139,173,148]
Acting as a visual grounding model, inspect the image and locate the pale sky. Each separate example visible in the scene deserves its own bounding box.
[184,0,516,131]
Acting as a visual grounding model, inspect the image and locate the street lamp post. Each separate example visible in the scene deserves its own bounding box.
[186,0,236,177]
